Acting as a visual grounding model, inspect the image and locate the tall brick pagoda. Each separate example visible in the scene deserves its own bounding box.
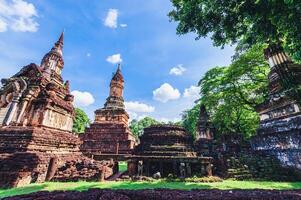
[0,33,112,188]
[251,44,301,170]
[194,105,214,156]
[81,64,136,158]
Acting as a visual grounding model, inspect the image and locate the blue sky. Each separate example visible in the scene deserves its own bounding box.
[0,0,235,122]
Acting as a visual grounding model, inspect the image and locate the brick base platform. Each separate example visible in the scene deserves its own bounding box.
[0,127,113,188]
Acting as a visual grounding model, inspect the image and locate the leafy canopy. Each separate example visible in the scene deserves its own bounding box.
[169,0,301,61]
[72,108,90,134]
[182,44,270,139]
[129,117,160,138]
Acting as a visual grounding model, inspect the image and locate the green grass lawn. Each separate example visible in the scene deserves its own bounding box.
[1,180,301,198]
[118,161,127,172]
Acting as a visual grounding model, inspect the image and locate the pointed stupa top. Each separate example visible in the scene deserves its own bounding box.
[58,31,64,44]
[112,63,124,82]
[40,31,65,71]
[51,31,64,56]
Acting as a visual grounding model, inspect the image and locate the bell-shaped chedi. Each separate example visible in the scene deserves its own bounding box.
[81,64,136,159]
[128,125,213,178]
[251,44,301,170]
[0,33,112,188]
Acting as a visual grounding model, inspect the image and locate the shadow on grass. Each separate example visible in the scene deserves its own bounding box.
[0,184,48,199]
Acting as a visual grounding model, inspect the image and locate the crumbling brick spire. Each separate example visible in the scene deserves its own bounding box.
[104,64,125,109]
[40,31,65,81]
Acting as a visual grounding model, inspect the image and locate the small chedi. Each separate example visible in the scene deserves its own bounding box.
[129,125,213,178]
[194,105,214,156]
[0,33,112,188]
[251,44,301,170]
[81,65,136,159]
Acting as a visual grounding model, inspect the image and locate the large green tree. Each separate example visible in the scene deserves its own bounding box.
[72,108,90,134]
[169,0,301,61]
[129,117,160,138]
[183,44,269,139]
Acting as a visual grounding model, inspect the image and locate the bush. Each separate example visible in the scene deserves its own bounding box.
[165,175,223,183]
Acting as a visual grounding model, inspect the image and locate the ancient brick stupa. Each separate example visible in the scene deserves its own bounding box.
[129,125,213,177]
[0,33,112,188]
[194,105,214,156]
[81,65,136,159]
[251,44,301,170]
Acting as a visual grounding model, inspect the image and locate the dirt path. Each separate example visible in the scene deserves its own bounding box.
[4,189,301,200]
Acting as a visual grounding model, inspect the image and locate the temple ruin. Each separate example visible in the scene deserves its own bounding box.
[128,125,213,177]
[251,44,301,170]
[0,33,113,188]
[80,65,136,160]
[194,105,215,156]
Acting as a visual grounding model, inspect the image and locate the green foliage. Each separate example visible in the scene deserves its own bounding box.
[201,44,269,139]
[166,174,223,183]
[72,108,90,134]
[129,117,160,138]
[169,0,301,61]
[182,104,201,139]
[183,44,269,139]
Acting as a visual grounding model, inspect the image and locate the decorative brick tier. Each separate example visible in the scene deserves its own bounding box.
[251,131,301,170]
[81,123,135,155]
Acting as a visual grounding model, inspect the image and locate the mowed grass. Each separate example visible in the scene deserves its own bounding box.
[1,180,301,198]
[118,161,128,172]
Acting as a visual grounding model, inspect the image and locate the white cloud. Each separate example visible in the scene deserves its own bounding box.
[157,117,181,123]
[183,85,200,100]
[0,18,7,32]
[120,23,127,28]
[104,9,118,29]
[11,17,38,32]
[128,112,150,121]
[153,83,181,103]
[71,90,95,107]
[125,101,155,113]
[106,53,122,64]
[86,53,91,57]
[0,0,39,32]
[169,64,186,76]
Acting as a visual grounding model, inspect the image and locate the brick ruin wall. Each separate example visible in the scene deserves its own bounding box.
[0,127,114,188]
[251,131,301,170]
